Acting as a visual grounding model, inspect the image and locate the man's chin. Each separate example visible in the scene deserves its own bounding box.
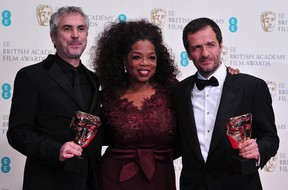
[68,51,83,59]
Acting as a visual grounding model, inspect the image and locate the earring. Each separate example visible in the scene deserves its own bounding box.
[124,66,127,73]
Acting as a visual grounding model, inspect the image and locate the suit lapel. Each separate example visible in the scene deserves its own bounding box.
[181,75,205,163]
[208,73,242,158]
[47,61,84,109]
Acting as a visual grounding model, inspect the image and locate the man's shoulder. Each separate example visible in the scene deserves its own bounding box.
[232,73,265,82]
[171,75,195,97]
[14,55,57,81]
[228,72,267,88]
[174,75,195,87]
[18,54,55,71]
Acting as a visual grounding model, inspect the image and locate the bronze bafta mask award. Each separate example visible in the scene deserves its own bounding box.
[226,113,252,149]
[64,111,101,174]
[70,111,101,149]
[226,113,256,175]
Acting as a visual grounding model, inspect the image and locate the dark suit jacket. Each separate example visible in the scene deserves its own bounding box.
[172,71,279,190]
[7,54,102,190]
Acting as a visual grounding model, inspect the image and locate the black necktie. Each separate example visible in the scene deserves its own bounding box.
[73,68,84,107]
[195,76,219,90]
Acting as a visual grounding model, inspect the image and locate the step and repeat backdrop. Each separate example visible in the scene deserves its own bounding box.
[1,0,288,189]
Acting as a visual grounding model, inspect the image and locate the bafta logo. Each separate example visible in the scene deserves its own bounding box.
[36,5,53,26]
[266,81,277,101]
[150,8,166,28]
[260,11,276,32]
[221,46,228,64]
[264,155,277,172]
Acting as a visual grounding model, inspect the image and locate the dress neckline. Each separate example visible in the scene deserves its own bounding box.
[119,89,158,111]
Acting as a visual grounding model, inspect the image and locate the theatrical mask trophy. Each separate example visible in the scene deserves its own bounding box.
[70,111,101,158]
[226,113,257,174]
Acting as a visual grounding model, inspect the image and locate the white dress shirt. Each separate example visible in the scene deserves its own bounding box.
[191,63,227,162]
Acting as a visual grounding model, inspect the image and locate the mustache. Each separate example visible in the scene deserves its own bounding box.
[68,40,82,45]
[200,56,212,62]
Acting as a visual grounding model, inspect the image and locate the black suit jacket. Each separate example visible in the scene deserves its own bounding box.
[7,54,102,190]
[172,71,279,190]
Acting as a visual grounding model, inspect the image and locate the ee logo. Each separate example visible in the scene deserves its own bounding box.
[118,14,127,22]
[229,17,238,33]
[180,51,189,67]
[1,157,11,173]
[2,83,11,99]
[2,10,11,27]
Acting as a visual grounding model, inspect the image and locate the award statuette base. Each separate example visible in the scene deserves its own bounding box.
[226,113,256,175]
[231,155,258,175]
[64,150,88,175]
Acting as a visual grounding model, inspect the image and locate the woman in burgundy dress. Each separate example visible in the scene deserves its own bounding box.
[92,19,179,190]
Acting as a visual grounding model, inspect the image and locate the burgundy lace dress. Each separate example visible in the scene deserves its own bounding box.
[99,87,176,190]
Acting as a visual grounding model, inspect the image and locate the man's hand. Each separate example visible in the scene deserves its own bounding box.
[238,139,259,160]
[227,66,240,75]
[59,141,82,161]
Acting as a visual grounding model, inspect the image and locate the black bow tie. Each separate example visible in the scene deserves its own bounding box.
[195,76,219,90]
